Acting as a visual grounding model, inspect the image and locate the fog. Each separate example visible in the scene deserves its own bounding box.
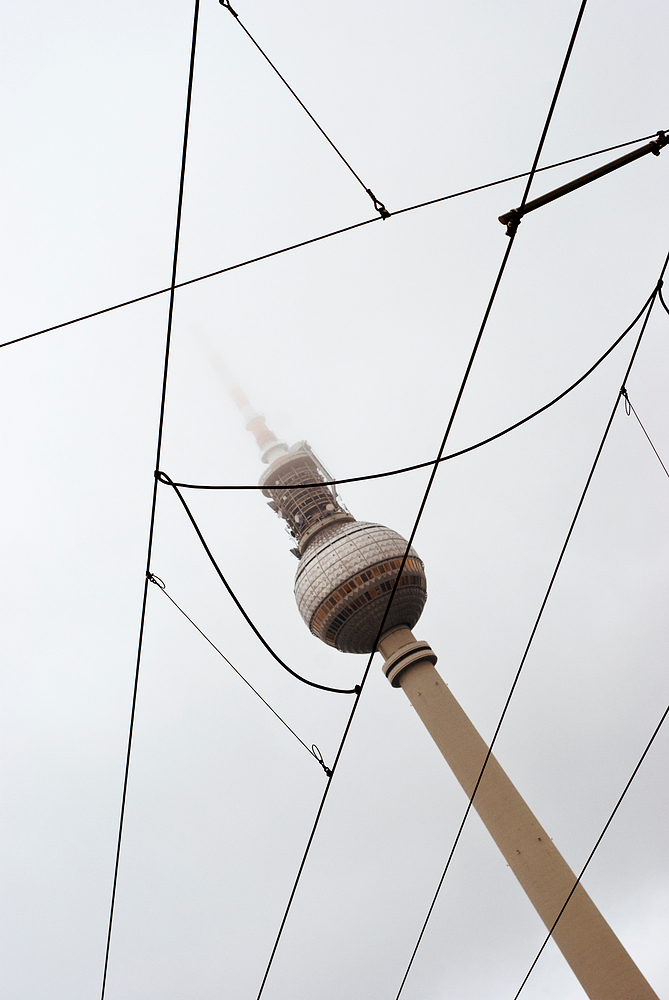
[1,1,668,998]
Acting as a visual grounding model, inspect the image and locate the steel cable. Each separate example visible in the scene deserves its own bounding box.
[3,134,663,352]
[156,472,359,696]
[162,288,655,492]
[512,698,669,999]
[393,257,668,999]
[253,6,590,994]
[218,0,389,218]
[147,573,333,773]
[98,4,201,998]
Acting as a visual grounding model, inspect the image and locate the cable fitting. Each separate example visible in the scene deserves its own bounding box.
[649,131,667,156]
[219,0,239,17]
[366,188,390,220]
[620,386,631,415]
[499,209,521,237]
[147,572,166,589]
[311,744,332,777]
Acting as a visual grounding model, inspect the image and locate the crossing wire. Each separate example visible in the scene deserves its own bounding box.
[155,472,359,696]
[218,0,389,218]
[98,3,201,998]
[512,698,669,998]
[622,389,669,479]
[252,4,591,995]
[161,287,655,492]
[147,573,333,773]
[393,256,668,999]
[2,133,664,352]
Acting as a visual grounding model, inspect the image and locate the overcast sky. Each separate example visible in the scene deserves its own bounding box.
[1,1,668,998]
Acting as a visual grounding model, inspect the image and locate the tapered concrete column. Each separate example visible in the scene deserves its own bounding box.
[378,626,657,1000]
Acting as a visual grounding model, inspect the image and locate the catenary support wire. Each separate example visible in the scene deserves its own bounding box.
[162,287,654,492]
[155,473,359,696]
[3,133,663,352]
[512,698,669,999]
[658,285,669,317]
[147,573,332,774]
[253,7,589,994]
[393,256,668,999]
[218,0,390,218]
[98,4,201,998]
[621,388,669,479]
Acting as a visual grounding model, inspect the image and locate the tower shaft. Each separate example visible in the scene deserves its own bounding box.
[378,627,658,1000]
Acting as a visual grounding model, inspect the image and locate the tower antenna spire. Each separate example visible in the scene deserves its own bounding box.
[219,362,288,465]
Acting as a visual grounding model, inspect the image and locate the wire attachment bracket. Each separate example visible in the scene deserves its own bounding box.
[367,188,391,219]
[311,744,332,777]
[620,385,631,416]
[147,571,166,590]
[499,129,668,236]
[219,0,238,17]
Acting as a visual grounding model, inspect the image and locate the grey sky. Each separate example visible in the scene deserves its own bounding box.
[1,1,668,998]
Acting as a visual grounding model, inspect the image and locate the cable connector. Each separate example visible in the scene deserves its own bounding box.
[367,188,391,219]
[219,0,239,17]
[620,385,631,415]
[311,744,333,777]
[649,130,667,156]
[499,208,521,237]
[147,572,166,589]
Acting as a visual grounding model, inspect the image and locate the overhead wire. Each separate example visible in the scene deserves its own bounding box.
[217,0,389,218]
[147,572,333,774]
[2,133,664,352]
[98,4,201,998]
[658,284,669,317]
[621,388,669,479]
[393,255,668,999]
[161,287,655,492]
[253,4,590,995]
[156,472,359,696]
[512,697,669,999]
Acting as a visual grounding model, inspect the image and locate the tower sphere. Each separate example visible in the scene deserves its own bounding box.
[294,520,427,654]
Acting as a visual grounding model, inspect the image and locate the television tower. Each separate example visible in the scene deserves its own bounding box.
[230,377,657,1000]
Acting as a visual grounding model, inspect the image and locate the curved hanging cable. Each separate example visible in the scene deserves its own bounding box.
[156,472,360,696]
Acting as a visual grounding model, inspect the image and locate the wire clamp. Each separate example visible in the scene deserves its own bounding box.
[311,744,332,777]
[366,188,391,220]
[620,386,631,415]
[219,0,239,16]
[499,208,521,237]
[650,130,667,156]
[147,572,166,589]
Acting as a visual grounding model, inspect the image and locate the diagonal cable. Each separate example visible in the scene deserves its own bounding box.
[3,132,664,352]
[163,287,654,492]
[147,573,333,773]
[98,3,201,998]
[218,0,389,217]
[512,698,669,999]
[393,256,667,998]
[253,5,590,994]
[622,389,669,478]
[156,473,358,696]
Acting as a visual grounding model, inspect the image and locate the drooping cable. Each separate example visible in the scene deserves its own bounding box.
[512,698,669,999]
[218,0,389,218]
[658,285,669,317]
[253,7,589,993]
[3,134,663,352]
[147,573,333,774]
[156,472,359,696]
[621,389,669,479]
[393,258,668,999]
[163,287,654,492]
[98,4,201,998]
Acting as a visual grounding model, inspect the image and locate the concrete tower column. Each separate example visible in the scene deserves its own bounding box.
[378,626,658,1000]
